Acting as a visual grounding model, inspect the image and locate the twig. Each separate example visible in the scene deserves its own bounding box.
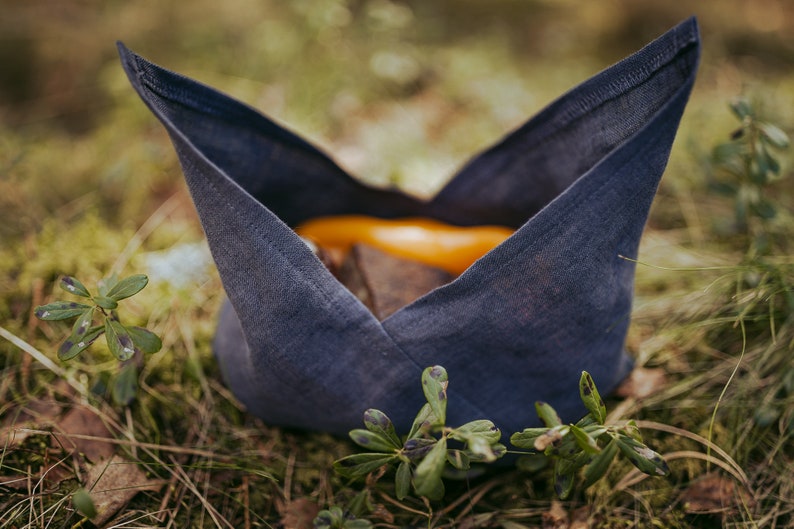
[376,490,431,519]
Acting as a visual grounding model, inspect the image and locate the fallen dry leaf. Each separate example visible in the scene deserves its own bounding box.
[51,404,115,462]
[0,396,64,448]
[84,454,164,526]
[681,473,750,514]
[0,396,78,491]
[279,497,320,529]
[614,367,667,399]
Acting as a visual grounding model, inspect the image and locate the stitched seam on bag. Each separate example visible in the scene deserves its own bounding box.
[435,39,697,209]
[542,22,697,135]
[498,44,697,171]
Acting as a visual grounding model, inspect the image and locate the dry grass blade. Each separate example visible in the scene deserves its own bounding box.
[634,421,749,485]
[614,451,748,491]
[166,455,234,529]
[0,326,88,397]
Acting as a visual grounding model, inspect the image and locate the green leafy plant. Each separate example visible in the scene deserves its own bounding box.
[711,97,790,253]
[333,366,506,501]
[313,506,373,529]
[510,371,668,499]
[34,274,162,405]
[334,368,668,502]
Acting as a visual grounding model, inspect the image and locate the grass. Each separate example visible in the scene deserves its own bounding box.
[2,0,794,527]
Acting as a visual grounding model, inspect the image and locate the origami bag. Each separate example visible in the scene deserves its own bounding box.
[118,17,699,437]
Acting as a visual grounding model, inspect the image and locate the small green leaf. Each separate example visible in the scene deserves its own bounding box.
[59,276,91,298]
[622,420,643,442]
[579,371,607,424]
[58,313,103,361]
[712,141,746,164]
[395,460,412,500]
[535,401,562,427]
[56,308,97,360]
[421,366,448,427]
[333,453,398,479]
[402,437,437,461]
[413,436,447,500]
[106,274,149,301]
[362,409,401,449]
[347,489,373,518]
[570,424,601,454]
[758,121,790,148]
[583,439,619,488]
[71,307,95,337]
[407,403,436,439]
[555,426,582,458]
[72,487,97,519]
[555,449,591,476]
[314,507,343,529]
[553,459,575,500]
[575,415,598,428]
[93,296,119,310]
[446,449,470,470]
[615,434,669,476]
[127,326,162,354]
[466,435,498,462]
[449,421,502,462]
[112,363,138,406]
[468,442,507,463]
[450,419,501,444]
[313,512,333,529]
[35,301,92,321]
[58,328,103,361]
[510,427,548,450]
[349,429,400,453]
[730,98,752,119]
[104,319,136,361]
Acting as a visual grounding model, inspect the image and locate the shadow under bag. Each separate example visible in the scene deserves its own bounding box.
[118,17,700,436]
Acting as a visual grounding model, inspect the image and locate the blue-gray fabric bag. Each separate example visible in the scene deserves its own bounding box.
[118,17,700,436]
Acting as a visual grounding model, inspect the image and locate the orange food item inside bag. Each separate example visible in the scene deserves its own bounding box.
[296,215,513,275]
